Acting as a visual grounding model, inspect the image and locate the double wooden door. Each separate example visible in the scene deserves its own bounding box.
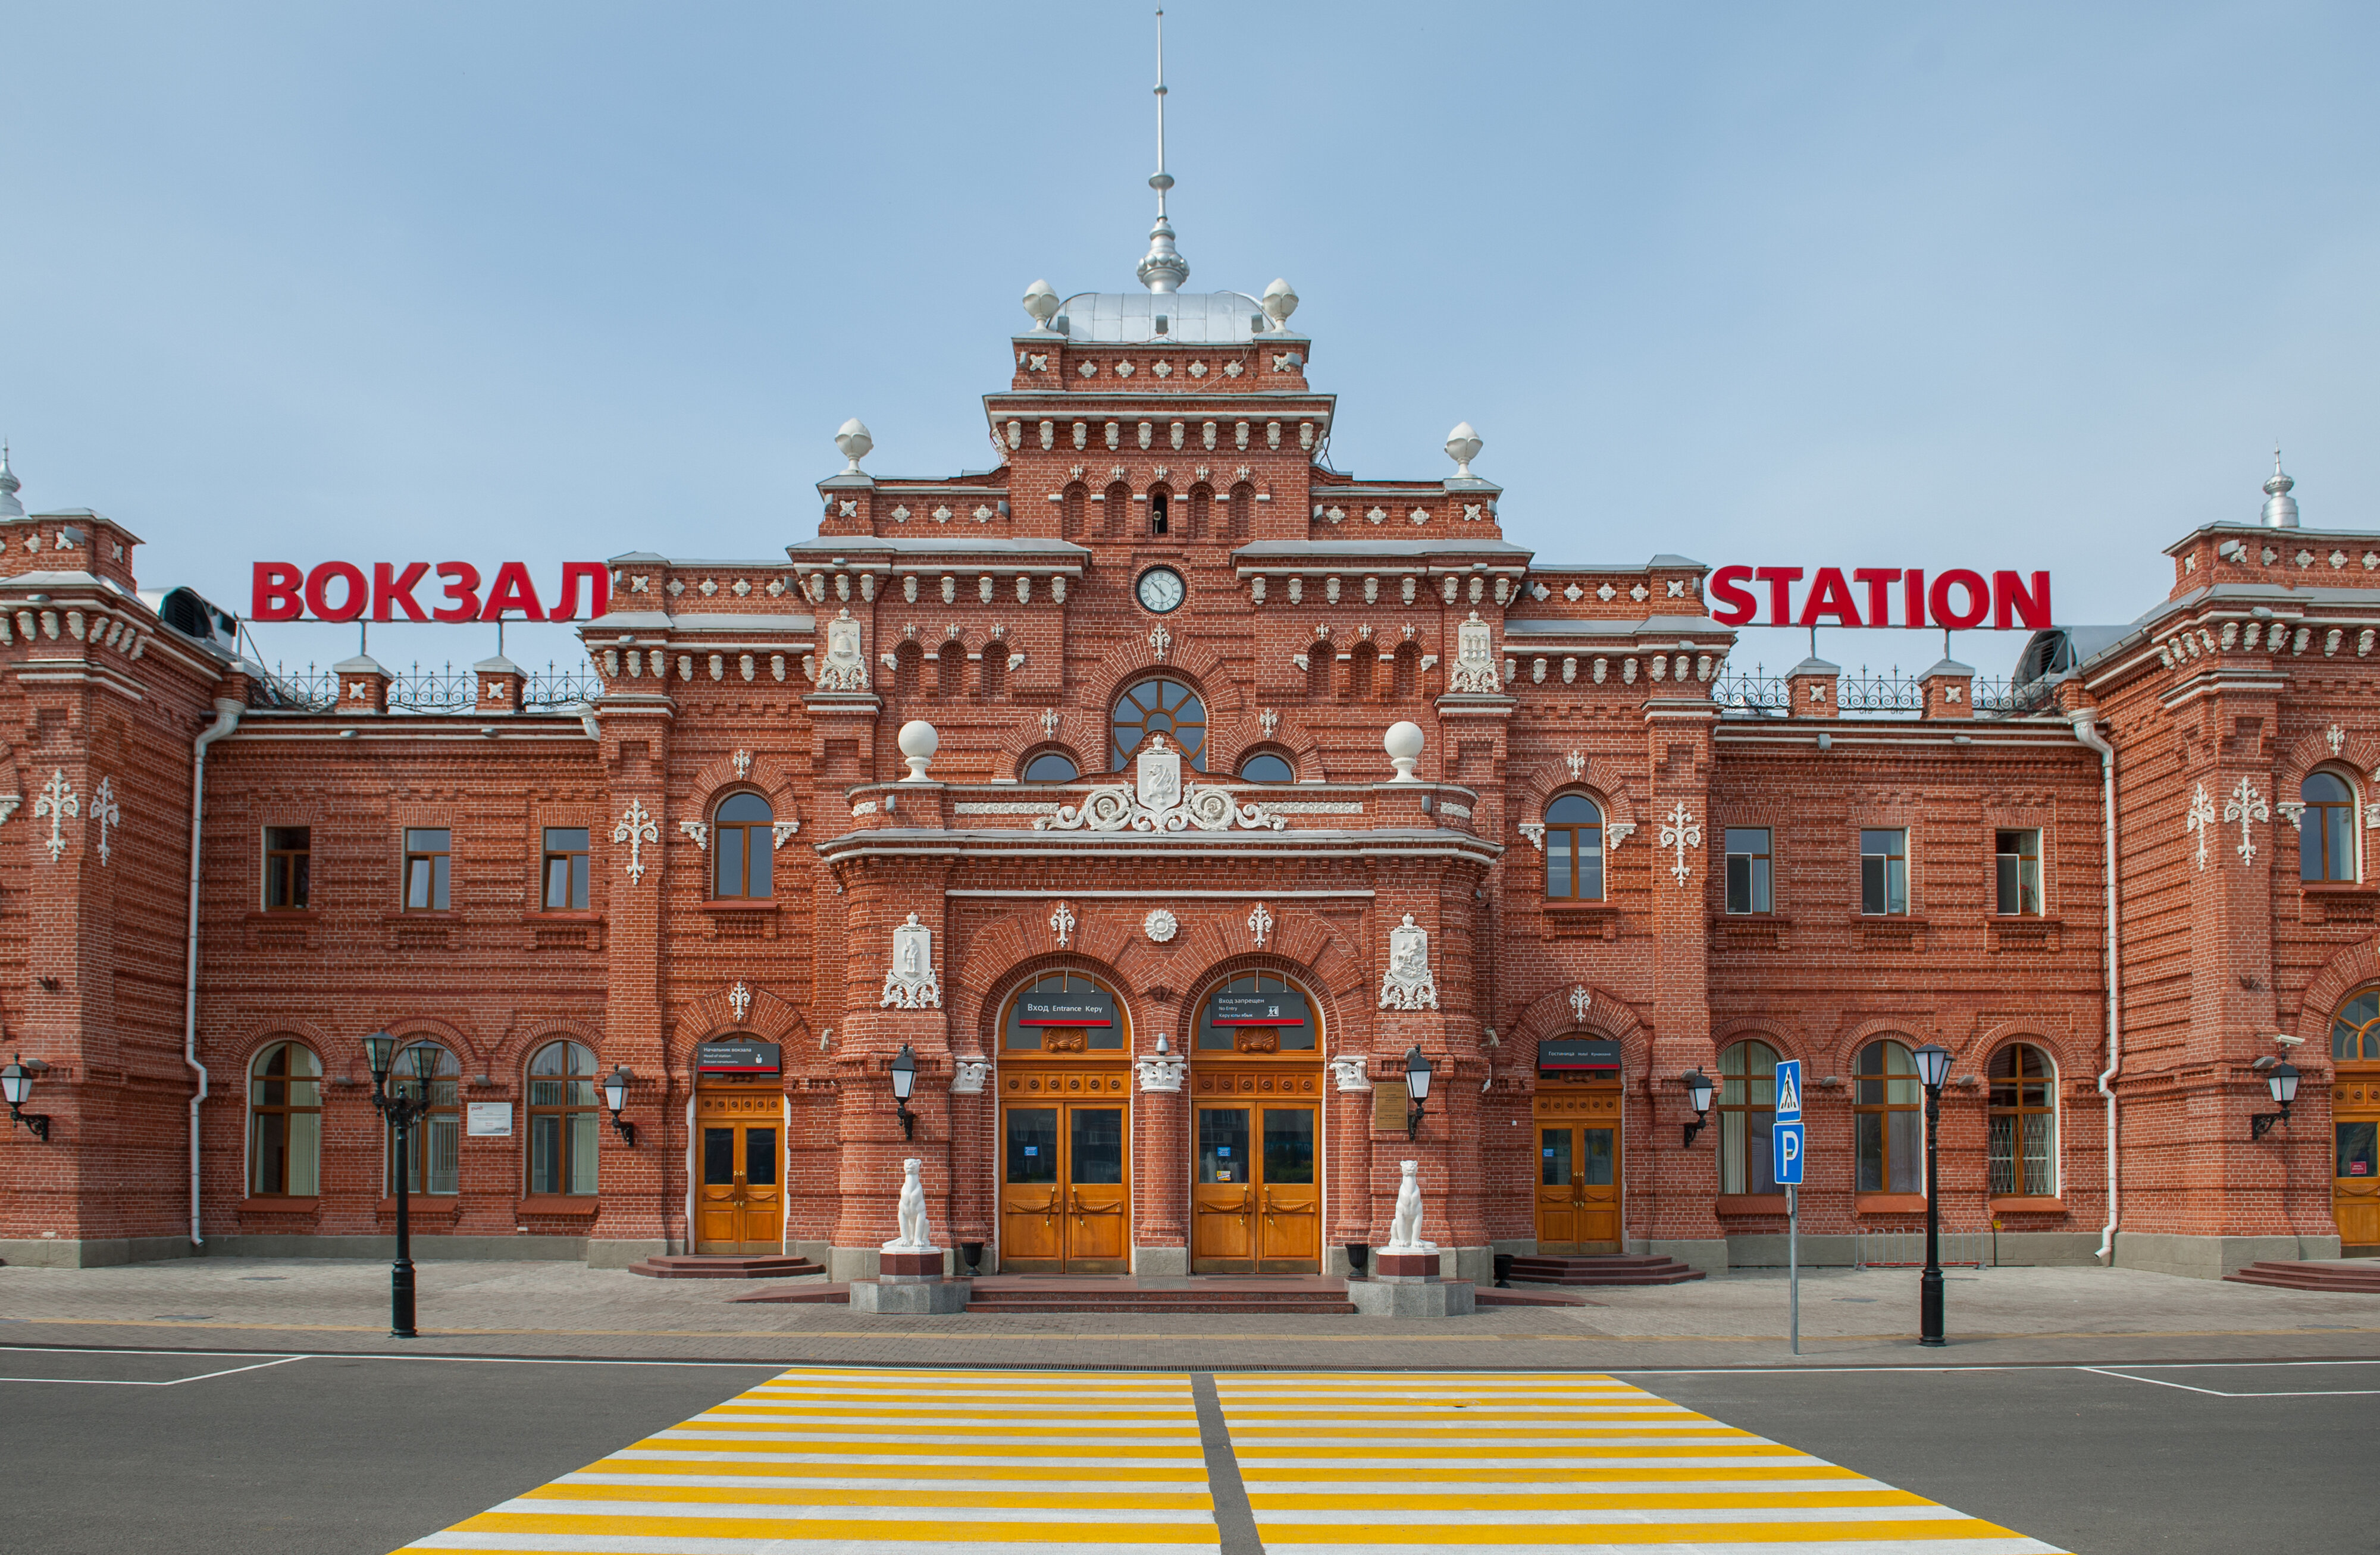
[696,1115,782,1254]
[999,1101,1129,1273]
[1192,1101,1320,1273]
[1535,1089,1621,1253]
[2335,1073,2380,1251]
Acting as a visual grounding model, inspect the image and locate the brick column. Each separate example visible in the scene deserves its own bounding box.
[1643,697,1726,1272]
[1132,1051,1189,1276]
[593,691,674,1263]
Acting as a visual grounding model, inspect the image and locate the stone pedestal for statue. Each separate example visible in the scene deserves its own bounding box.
[850,1248,971,1313]
[1348,1247,1476,1317]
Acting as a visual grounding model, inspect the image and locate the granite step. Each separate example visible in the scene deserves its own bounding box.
[626,1254,828,1280]
[2222,1259,2380,1293]
[1505,1254,1706,1287]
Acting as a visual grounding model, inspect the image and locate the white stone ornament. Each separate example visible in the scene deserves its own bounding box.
[1383,1159,1437,1253]
[1448,612,1500,693]
[1049,902,1076,948]
[1385,721,1425,782]
[834,418,872,475]
[1247,902,1274,948]
[733,748,752,778]
[881,913,942,1009]
[613,798,658,884]
[771,819,801,849]
[1144,908,1179,943]
[729,981,752,1022]
[2187,781,2216,870]
[1036,735,1285,834]
[33,769,76,863]
[2225,776,2271,865]
[1658,801,1702,885]
[1329,1055,1373,1092]
[1571,985,1592,1024]
[898,720,939,781]
[1379,914,1439,1010]
[818,609,869,692]
[89,776,120,866]
[1517,822,1546,852]
[882,1158,935,1253]
[1445,422,1482,479]
[678,819,709,849]
[2330,724,2347,755]
[951,1059,989,1095]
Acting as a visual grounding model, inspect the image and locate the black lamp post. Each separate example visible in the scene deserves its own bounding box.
[601,1065,637,1146]
[2251,1061,2300,1140]
[364,1033,441,1340]
[1912,1040,1953,1348]
[891,1043,917,1141]
[1404,1045,1432,1139]
[1679,1069,1715,1149]
[1,1054,51,1142]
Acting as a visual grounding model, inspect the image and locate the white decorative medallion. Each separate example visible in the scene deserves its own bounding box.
[2186,781,2217,870]
[1036,735,1285,833]
[1658,801,1702,885]
[1379,913,1439,1010]
[89,776,120,866]
[1448,612,1500,693]
[729,981,751,1023]
[1049,901,1076,948]
[613,798,659,884]
[817,608,869,691]
[33,769,77,863]
[881,912,942,1010]
[1247,901,1274,948]
[2329,724,2347,756]
[2225,777,2270,865]
[1143,908,1179,943]
[1570,985,1592,1024]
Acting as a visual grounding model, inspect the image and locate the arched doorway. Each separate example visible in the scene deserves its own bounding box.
[994,970,1133,1274]
[693,1034,785,1254]
[2332,990,2380,1253]
[1533,1031,1623,1253]
[1188,971,1326,1274]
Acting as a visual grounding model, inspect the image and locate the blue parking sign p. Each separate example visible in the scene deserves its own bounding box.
[1773,1121,1805,1186]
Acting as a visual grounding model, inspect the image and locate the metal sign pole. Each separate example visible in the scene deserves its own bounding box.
[1787,1183,1799,1355]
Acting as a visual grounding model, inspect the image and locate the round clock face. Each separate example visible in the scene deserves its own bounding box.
[1136,566,1186,614]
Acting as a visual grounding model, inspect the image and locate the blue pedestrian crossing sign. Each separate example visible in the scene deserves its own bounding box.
[1773,1059,1805,1186]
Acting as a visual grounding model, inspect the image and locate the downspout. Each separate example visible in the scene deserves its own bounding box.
[184,697,245,1246]
[2070,711,2121,1264]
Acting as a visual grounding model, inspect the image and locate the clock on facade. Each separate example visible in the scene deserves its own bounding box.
[1135,566,1186,614]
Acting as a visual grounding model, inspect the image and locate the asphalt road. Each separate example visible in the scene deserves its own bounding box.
[1,1348,2370,1553]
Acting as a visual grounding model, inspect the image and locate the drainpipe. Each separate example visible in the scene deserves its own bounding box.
[184,697,245,1246]
[2070,711,2121,1264]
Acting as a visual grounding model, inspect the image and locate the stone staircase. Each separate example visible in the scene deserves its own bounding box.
[1504,1253,1706,1287]
[964,1277,1357,1315]
[626,1253,827,1280]
[2222,1259,2380,1293]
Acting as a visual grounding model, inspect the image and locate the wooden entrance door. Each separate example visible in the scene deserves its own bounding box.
[1192,1101,1321,1273]
[2335,1073,2380,1252]
[998,1100,1129,1273]
[695,1119,782,1253]
[1535,1088,1621,1253]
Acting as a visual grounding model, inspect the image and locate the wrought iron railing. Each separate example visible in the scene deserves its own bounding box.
[1709,666,1790,714]
[254,663,339,712]
[525,663,605,708]
[258,659,603,713]
[1837,667,1926,713]
[1974,675,2058,717]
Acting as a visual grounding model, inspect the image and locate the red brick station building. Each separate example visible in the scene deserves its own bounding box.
[1,241,2374,1288]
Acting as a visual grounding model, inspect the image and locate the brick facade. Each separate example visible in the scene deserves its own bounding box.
[0,283,2366,1282]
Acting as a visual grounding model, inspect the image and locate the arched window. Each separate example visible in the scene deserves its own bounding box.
[1987,1044,2056,1197]
[2302,770,2359,882]
[1718,1040,1778,1195]
[1238,751,1294,783]
[390,1041,460,1196]
[1003,971,1127,1051]
[248,1042,321,1197]
[1855,1039,1921,1194]
[1111,678,1207,771]
[2333,988,2380,1061]
[1197,972,1318,1052]
[713,793,774,899]
[1545,793,1604,901]
[1024,751,1081,782]
[527,1039,600,1196]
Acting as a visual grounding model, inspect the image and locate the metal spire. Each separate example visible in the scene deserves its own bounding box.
[1136,8,1189,294]
[2262,446,2299,528]
[0,443,21,519]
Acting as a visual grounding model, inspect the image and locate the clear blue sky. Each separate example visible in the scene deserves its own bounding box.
[4,1,2374,678]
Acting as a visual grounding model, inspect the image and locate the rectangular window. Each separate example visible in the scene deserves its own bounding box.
[541,827,590,911]
[1725,827,1772,914]
[264,826,311,911]
[403,828,451,912]
[1860,829,1908,916]
[1995,829,2041,916]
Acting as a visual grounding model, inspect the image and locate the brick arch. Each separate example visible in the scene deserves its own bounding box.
[1512,763,1642,832]
[962,945,1143,1056]
[993,707,1095,775]
[686,751,804,830]
[233,1020,344,1084]
[1176,954,1354,1057]
[2293,937,2380,1046]
[1083,634,1236,719]
[678,984,810,1050]
[1971,1018,2088,1087]
[1506,982,1651,1074]
[1710,1018,1808,1065]
[2279,726,2380,793]
[1824,1017,1934,1082]
[378,1013,486,1073]
[1214,707,1322,780]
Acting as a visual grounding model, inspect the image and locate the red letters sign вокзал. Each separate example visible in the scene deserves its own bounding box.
[252,562,610,623]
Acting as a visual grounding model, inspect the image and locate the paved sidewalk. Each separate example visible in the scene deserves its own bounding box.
[1,1256,2375,1367]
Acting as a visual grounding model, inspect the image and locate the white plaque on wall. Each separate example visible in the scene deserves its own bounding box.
[465,1102,514,1137]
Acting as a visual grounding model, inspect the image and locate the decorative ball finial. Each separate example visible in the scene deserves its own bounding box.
[2262,447,2298,528]
[835,418,873,475]
[1261,278,1299,330]
[1384,720,1426,782]
[1022,280,1060,330]
[897,719,940,782]
[0,444,21,519]
[1445,422,1483,480]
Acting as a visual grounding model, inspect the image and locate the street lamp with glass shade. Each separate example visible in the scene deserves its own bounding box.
[2252,1061,2300,1141]
[1404,1045,1432,1139]
[362,1030,443,1340]
[891,1043,917,1142]
[1680,1068,1715,1148]
[602,1065,637,1146]
[1911,1042,1954,1348]
[1,1053,50,1142]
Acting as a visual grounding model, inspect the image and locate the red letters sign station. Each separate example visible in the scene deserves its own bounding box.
[252,562,610,624]
[1708,566,2050,631]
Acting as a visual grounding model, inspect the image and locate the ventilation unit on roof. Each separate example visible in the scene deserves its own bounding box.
[151,587,239,652]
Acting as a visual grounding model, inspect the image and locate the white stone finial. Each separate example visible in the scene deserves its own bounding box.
[1385,720,1425,782]
[835,418,873,475]
[0,444,21,519]
[2262,447,2298,528]
[1022,280,1060,331]
[897,719,939,781]
[881,1157,935,1252]
[1445,422,1483,479]
[1261,278,1299,330]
